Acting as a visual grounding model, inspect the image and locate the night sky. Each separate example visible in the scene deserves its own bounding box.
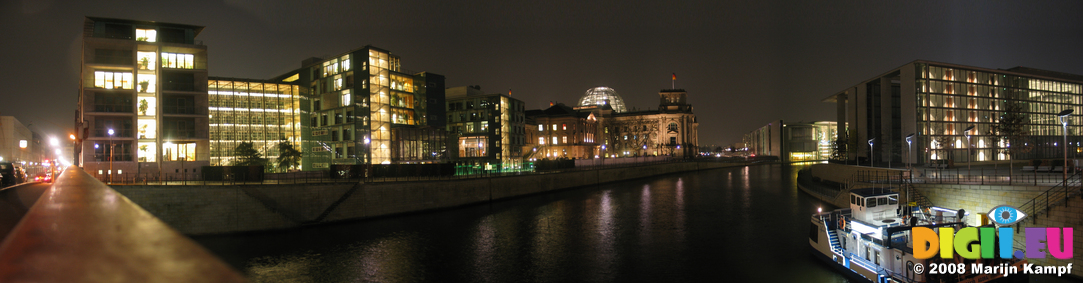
[2,0,1082,148]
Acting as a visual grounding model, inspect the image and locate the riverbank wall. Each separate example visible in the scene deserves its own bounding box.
[113,161,740,235]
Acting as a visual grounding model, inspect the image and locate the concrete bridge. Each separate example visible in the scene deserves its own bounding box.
[0,166,245,282]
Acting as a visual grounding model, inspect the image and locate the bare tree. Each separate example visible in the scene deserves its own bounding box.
[988,101,1031,177]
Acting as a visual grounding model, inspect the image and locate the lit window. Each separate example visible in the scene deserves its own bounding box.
[563,136,567,143]
[552,124,557,131]
[94,71,133,89]
[538,124,543,131]
[162,142,196,161]
[136,29,156,42]
[341,55,351,71]
[341,90,351,106]
[562,124,567,130]
[137,74,156,93]
[161,53,195,69]
[552,137,558,145]
[539,137,545,145]
[137,52,156,70]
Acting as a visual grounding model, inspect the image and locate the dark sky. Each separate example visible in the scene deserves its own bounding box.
[2,0,1082,147]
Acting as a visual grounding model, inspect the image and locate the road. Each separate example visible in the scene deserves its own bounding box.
[0,182,51,237]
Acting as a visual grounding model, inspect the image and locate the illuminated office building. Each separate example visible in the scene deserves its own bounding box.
[446,86,526,170]
[77,17,209,178]
[207,78,304,169]
[743,120,838,162]
[824,60,1083,165]
[273,46,445,168]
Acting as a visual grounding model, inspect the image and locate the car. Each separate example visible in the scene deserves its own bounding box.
[33,174,52,183]
[0,162,17,186]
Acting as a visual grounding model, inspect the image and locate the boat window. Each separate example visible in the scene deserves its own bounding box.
[850,195,855,204]
[875,250,880,265]
[867,197,877,208]
[888,196,898,205]
[808,224,819,242]
[878,197,888,206]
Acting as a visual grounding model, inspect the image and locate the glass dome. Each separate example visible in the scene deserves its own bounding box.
[577,86,627,113]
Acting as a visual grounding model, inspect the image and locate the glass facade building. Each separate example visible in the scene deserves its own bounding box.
[279,46,445,168]
[825,60,1083,166]
[207,79,304,169]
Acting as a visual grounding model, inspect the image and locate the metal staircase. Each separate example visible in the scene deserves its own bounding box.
[900,176,934,208]
[1018,171,1082,224]
[827,229,844,255]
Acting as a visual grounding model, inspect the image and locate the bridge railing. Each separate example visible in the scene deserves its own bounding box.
[0,166,246,282]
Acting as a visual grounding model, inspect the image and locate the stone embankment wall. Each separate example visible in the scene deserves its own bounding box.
[113,162,738,235]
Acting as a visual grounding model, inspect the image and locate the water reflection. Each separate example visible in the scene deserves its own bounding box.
[196,164,850,282]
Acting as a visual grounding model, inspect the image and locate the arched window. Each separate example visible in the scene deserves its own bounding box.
[668,123,679,133]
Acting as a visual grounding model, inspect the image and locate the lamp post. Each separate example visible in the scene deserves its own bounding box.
[964,125,975,177]
[905,134,915,169]
[69,134,76,167]
[108,128,114,184]
[164,142,173,183]
[868,138,875,167]
[1058,109,1074,186]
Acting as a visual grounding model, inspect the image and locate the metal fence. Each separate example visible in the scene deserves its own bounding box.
[913,168,1080,185]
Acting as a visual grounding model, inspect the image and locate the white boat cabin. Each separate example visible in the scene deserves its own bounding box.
[848,188,900,224]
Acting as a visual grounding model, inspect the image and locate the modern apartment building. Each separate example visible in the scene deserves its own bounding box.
[207,78,305,170]
[824,60,1083,166]
[77,17,209,179]
[445,86,526,170]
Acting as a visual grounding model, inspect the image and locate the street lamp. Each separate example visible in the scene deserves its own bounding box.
[905,133,915,169]
[868,138,875,167]
[905,133,914,189]
[1058,109,1073,186]
[108,128,115,183]
[69,134,76,166]
[964,125,975,175]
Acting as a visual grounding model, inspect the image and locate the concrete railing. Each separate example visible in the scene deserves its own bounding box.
[0,166,245,282]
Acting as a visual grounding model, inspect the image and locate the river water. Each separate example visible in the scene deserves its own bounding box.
[195,163,851,282]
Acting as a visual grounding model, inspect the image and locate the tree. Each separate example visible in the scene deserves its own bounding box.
[232,141,267,167]
[988,101,1031,177]
[931,128,955,167]
[276,140,302,172]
